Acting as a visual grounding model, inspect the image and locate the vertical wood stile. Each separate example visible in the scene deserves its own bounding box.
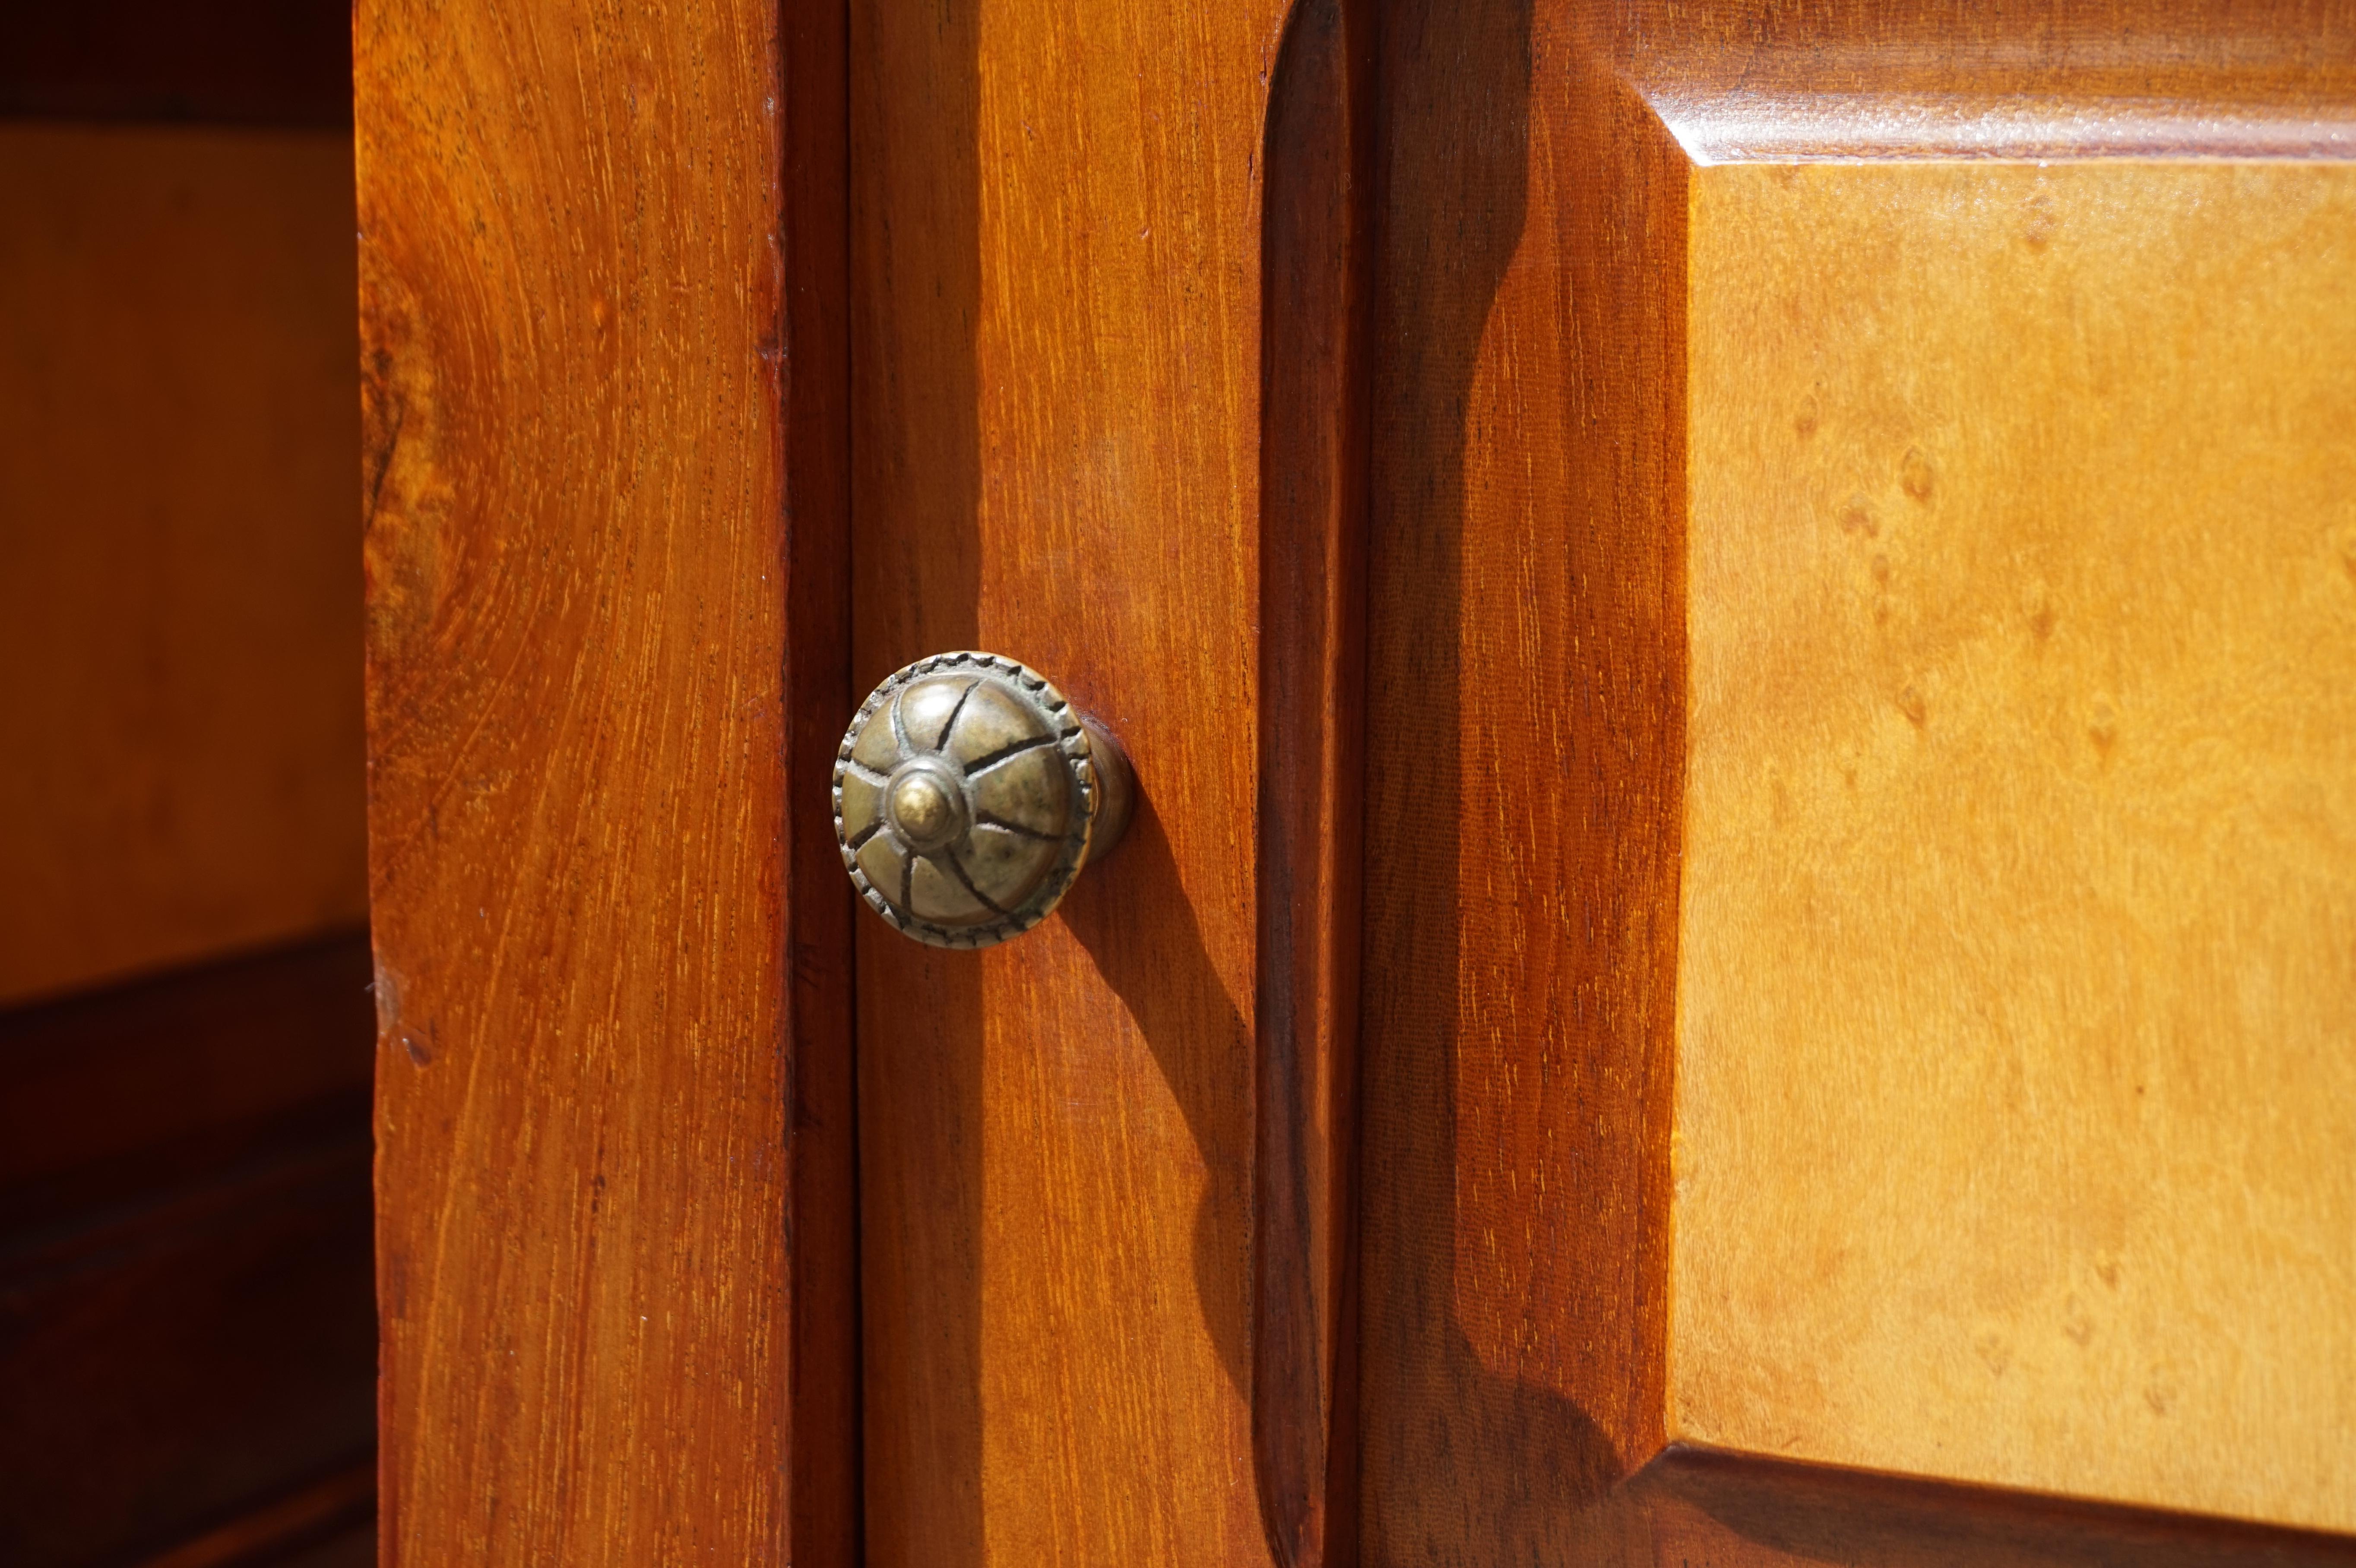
[1257,1,1375,1563]
[358,1,854,1559]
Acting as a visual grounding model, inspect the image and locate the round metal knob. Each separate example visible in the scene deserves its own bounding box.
[833,651,1133,948]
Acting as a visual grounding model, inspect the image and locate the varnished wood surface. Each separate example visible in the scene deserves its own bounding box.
[1618,0,2356,160]
[782,0,861,1559]
[846,7,986,1557]
[1676,159,2356,1533]
[1266,1441,2356,1563]
[359,0,850,1559]
[1356,0,1688,1559]
[0,124,366,1007]
[351,0,2356,1557]
[1255,0,1373,1562]
[1615,1447,2356,1567]
[852,0,1283,1561]
[1355,0,2356,1559]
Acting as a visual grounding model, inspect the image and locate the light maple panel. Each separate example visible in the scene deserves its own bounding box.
[1675,161,2356,1533]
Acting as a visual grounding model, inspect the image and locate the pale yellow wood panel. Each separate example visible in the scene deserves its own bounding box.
[0,126,364,1005]
[1675,162,2356,1532]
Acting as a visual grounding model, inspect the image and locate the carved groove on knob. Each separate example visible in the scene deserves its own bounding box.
[833,651,1131,949]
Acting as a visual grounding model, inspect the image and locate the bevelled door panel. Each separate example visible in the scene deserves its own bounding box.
[1358,1,2356,1561]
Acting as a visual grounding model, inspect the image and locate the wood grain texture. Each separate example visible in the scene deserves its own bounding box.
[1356,0,1688,1559]
[1302,1442,2356,1564]
[1618,0,2356,161]
[358,0,851,1560]
[847,7,984,1559]
[851,0,1283,1561]
[1357,0,2356,1559]
[0,124,366,1007]
[1256,0,1372,1562]
[1675,160,2356,1533]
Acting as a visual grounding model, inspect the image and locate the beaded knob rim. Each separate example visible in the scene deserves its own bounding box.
[832,650,1115,949]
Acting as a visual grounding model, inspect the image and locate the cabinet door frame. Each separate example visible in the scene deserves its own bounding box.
[358,2,855,1560]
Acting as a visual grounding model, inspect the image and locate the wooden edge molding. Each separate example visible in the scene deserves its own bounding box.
[781,0,860,1559]
[1256,0,1375,1563]
[1600,0,2356,161]
[1632,1445,2356,1566]
[1643,90,2356,163]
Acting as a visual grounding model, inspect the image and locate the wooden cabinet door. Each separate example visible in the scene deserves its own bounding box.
[1349,6,2356,1565]
[362,1,2356,1565]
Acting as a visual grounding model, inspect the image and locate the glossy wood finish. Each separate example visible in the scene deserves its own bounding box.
[1622,3,2356,161]
[851,0,1283,1561]
[1611,1447,2356,1567]
[1677,160,2356,1533]
[358,0,852,1559]
[1358,1,1687,1557]
[1256,1,1373,1563]
[0,124,366,1007]
[0,937,376,1568]
[1356,0,2356,1559]
[349,0,2356,1558]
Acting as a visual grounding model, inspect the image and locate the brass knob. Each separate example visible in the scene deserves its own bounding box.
[833,652,1133,948]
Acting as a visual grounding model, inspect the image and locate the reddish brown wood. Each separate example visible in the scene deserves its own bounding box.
[851,1,1283,1560]
[846,2,983,1558]
[1357,0,1687,1557]
[1255,1,1374,1563]
[341,0,2356,1558]
[1356,2,2356,1560]
[272,1525,381,1568]
[358,0,852,1559]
